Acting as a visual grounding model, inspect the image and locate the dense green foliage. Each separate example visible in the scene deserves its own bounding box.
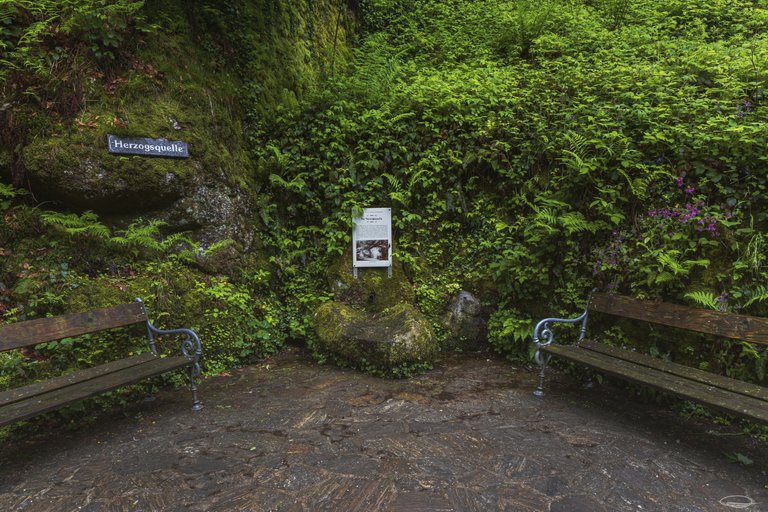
[255,0,768,383]
[3,0,768,430]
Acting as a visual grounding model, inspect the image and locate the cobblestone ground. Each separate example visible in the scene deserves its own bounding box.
[1,348,767,511]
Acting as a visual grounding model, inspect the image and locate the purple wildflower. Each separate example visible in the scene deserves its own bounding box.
[717,292,729,312]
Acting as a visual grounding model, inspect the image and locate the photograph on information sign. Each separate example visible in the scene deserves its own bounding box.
[355,239,390,262]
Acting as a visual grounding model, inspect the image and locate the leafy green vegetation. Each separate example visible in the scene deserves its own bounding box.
[1,204,285,381]
[2,0,768,432]
[0,0,149,80]
[254,0,768,379]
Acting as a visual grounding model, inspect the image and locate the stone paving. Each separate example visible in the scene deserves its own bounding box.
[0,348,767,511]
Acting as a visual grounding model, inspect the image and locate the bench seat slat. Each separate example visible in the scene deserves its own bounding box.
[0,303,148,352]
[579,340,768,402]
[0,355,192,427]
[541,344,768,423]
[589,293,768,345]
[0,353,158,408]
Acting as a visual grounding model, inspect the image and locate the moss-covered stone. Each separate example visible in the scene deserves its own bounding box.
[313,301,436,373]
[22,138,189,213]
[186,0,355,117]
[328,250,414,313]
[442,291,488,351]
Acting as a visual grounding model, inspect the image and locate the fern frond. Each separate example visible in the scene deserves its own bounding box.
[268,144,286,169]
[269,173,289,188]
[269,173,307,192]
[535,197,569,209]
[110,220,166,253]
[204,239,235,256]
[381,172,402,192]
[559,211,594,234]
[654,271,675,284]
[565,131,590,159]
[159,231,195,252]
[40,211,110,239]
[408,168,430,191]
[389,191,407,204]
[656,251,684,274]
[684,291,719,310]
[534,207,559,227]
[743,286,768,308]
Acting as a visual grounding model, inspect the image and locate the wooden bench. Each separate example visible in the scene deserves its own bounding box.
[532,292,768,423]
[0,298,202,427]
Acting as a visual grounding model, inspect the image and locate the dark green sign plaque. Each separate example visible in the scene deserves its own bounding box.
[107,134,189,158]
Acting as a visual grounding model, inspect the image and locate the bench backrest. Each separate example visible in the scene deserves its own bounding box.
[588,293,768,345]
[0,302,148,353]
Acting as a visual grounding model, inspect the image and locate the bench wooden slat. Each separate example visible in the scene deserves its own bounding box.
[541,344,768,423]
[580,340,768,402]
[0,352,158,407]
[0,355,192,427]
[589,293,768,345]
[0,303,148,352]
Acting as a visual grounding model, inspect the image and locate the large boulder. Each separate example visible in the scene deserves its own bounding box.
[156,179,259,252]
[442,290,487,350]
[21,140,189,213]
[313,302,437,373]
[327,251,414,313]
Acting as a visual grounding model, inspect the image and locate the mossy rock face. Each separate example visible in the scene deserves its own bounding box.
[22,138,190,213]
[8,0,353,254]
[156,179,260,252]
[62,268,202,325]
[328,251,414,313]
[313,302,437,372]
[21,132,258,249]
[13,11,258,250]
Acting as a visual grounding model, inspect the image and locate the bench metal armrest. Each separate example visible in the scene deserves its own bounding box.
[532,291,595,397]
[532,310,589,398]
[533,289,597,349]
[135,298,203,377]
[532,308,589,349]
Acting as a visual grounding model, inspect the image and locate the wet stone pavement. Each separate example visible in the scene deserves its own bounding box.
[1,348,767,511]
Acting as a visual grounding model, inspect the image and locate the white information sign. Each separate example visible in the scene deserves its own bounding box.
[352,208,392,274]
